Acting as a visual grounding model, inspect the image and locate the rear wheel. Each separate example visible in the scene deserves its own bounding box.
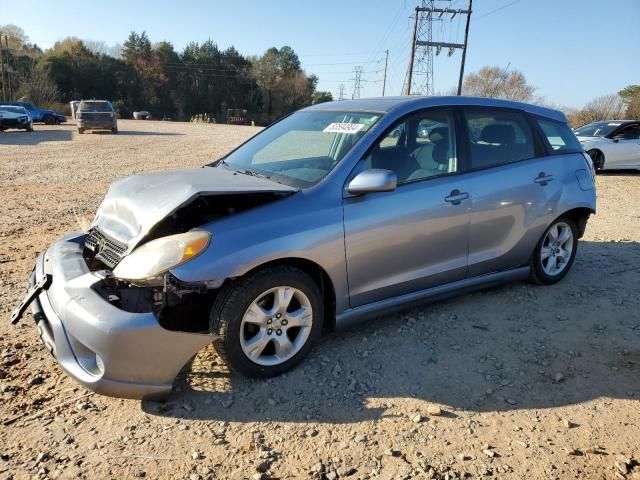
[112,126,118,134]
[211,266,323,377]
[529,217,578,285]
[77,128,84,134]
[43,115,55,125]
[587,149,605,172]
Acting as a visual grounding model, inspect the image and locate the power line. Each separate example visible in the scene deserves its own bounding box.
[475,0,522,20]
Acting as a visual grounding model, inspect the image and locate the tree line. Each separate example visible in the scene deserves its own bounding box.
[0,25,332,124]
[2,24,637,126]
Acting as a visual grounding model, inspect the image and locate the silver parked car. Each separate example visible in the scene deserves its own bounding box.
[77,100,118,134]
[11,96,596,399]
[575,120,640,171]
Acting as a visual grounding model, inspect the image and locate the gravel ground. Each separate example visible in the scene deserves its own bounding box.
[0,120,639,480]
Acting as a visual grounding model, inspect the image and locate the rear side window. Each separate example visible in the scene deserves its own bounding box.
[535,117,583,154]
[464,109,535,169]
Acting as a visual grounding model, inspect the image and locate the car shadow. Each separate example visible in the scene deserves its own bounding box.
[0,128,73,145]
[598,169,640,176]
[141,240,640,424]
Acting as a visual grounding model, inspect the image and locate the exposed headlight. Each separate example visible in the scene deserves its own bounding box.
[113,231,211,283]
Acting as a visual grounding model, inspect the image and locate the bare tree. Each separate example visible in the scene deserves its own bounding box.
[462,66,536,102]
[16,65,59,105]
[569,94,626,126]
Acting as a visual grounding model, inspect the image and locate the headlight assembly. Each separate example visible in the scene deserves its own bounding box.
[113,230,211,283]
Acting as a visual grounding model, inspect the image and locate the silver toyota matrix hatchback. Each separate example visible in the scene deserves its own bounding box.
[11,96,596,398]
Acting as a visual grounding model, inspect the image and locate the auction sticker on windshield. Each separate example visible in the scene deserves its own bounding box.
[323,123,365,134]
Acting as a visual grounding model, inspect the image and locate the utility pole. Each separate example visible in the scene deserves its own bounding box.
[457,0,473,96]
[382,49,389,96]
[406,0,472,96]
[405,8,419,95]
[0,35,6,101]
[351,66,363,100]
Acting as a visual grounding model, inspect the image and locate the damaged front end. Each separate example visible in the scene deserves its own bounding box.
[83,166,297,334]
[84,190,292,334]
[12,166,297,398]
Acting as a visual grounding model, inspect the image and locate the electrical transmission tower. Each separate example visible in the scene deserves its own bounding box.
[338,83,345,101]
[405,0,472,96]
[351,66,363,99]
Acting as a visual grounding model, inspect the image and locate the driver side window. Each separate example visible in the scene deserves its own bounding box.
[617,125,640,140]
[363,109,457,183]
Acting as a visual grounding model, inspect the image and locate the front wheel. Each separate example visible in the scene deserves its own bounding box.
[529,217,578,285]
[211,266,323,377]
[587,149,605,172]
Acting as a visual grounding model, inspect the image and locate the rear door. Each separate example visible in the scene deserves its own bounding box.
[462,107,562,277]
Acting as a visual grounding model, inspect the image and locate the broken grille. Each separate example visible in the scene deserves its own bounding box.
[85,228,128,269]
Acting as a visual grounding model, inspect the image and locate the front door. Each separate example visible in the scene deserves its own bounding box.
[608,124,640,168]
[343,108,470,307]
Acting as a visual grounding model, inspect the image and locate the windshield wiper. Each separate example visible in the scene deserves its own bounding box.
[235,168,272,180]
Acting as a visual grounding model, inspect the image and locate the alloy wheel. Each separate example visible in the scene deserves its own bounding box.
[240,286,313,366]
[540,221,574,276]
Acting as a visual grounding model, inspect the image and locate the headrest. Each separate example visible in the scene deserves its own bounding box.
[480,124,515,144]
[429,127,449,144]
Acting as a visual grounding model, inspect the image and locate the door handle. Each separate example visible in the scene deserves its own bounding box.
[444,189,469,205]
[534,172,554,185]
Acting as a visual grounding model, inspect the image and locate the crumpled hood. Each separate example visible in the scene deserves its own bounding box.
[92,166,297,250]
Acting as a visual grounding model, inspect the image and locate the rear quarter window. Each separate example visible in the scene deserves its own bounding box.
[535,117,583,154]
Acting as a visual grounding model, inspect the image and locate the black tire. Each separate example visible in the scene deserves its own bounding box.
[43,115,55,125]
[112,127,118,134]
[211,266,323,377]
[529,216,579,285]
[77,128,84,134]
[27,126,33,132]
[587,149,604,172]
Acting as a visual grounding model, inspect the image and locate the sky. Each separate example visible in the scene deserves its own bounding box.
[3,0,639,109]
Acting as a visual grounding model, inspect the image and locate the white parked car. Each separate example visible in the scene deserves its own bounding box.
[0,105,34,132]
[575,120,640,171]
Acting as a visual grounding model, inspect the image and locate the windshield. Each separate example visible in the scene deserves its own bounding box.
[0,106,26,114]
[574,121,621,137]
[218,110,382,188]
[80,101,113,112]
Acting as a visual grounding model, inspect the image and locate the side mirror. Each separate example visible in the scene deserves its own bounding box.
[347,169,397,195]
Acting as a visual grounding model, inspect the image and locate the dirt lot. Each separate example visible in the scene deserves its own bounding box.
[0,120,639,480]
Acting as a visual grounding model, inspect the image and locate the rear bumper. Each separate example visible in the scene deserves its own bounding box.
[29,233,211,399]
[77,120,116,130]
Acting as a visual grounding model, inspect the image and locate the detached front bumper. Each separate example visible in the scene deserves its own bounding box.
[25,233,211,399]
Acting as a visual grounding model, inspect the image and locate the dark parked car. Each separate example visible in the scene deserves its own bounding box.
[77,100,118,134]
[2,101,66,124]
[11,96,596,399]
